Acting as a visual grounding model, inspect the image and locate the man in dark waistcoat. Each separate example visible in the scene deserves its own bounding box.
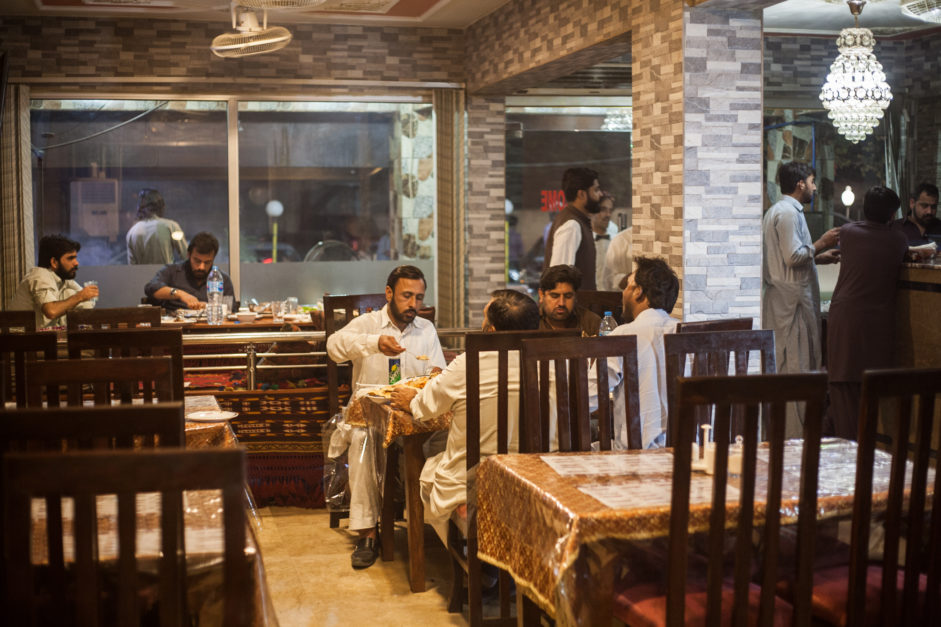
[891,182,939,246]
[544,167,603,289]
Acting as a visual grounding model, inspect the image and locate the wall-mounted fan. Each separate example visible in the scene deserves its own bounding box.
[210,4,293,58]
[236,0,328,7]
[901,0,941,23]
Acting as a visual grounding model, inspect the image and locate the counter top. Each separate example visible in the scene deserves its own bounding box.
[902,259,941,271]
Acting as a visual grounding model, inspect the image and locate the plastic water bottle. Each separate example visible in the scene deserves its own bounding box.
[207,265,224,325]
[599,311,618,336]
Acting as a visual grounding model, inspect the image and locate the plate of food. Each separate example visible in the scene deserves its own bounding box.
[187,410,238,422]
[363,373,439,404]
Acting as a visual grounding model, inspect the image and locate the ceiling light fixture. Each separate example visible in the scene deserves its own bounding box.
[819,0,893,143]
[601,109,632,132]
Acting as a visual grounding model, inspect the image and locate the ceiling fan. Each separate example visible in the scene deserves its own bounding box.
[901,0,941,23]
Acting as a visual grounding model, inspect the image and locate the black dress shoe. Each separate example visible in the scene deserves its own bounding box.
[351,536,379,569]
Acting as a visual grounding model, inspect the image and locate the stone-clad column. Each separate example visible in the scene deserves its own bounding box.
[682,6,764,322]
[465,96,507,327]
[630,0,686,313]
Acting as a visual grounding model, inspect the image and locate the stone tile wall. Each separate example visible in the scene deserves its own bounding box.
[0,17,464,91]
[630,0,685,314]
[682,7,764,322]
[465,96,506,326]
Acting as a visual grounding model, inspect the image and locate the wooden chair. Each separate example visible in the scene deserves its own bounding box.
[66,306,161,331]
[451,328,579,627]
[675,316,753,333]
[664,329,775,447]
[612,372,827,626]
[0,332,57,408]
[808,367,941,626]
[0,310,35,334]
[24,356,176,407]
[2,448,250,626]
[323,293,388,418]
[520,334,642,451]
[576,289,623,322]
[67,327,185,401]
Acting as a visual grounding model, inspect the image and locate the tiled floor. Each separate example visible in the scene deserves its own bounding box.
[254,506,468,626]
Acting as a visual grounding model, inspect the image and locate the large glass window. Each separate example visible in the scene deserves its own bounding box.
[29,98,437,308]
[236,101,436,305]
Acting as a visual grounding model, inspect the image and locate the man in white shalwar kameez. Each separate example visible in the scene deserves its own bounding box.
[389,290,541,543]
[761,162,840,437]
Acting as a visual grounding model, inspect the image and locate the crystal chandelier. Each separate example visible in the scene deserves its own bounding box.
[818,0,892,143]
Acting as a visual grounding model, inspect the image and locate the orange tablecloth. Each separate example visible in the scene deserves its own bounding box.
[476,438,916,625]
[346,395,451,448]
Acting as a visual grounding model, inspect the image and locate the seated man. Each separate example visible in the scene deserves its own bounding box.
[594,256,679,449]
[390,289,540,543]
[538,264,601,336]
[326,265,446,569]
[144,231,233,311]
[892,182,940,246]
[10,234,99,329]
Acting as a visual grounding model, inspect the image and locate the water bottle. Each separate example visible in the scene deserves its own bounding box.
[599,311,618,336]
[207,265,224,325]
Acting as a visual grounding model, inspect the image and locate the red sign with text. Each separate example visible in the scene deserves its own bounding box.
[540,189,566,212]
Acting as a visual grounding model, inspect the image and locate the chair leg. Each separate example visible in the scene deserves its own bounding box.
[448,552,465,613]
[329,510,347,528]
[468,538,484,627]
[517,590,542,627]
[380,445,398,562]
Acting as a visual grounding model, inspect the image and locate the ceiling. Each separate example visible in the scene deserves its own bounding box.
[6,0,938,34]
[4,0,512,28]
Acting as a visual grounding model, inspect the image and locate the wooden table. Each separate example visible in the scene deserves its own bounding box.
[476,438,914,625]
[346,395,451,593]
[183,394,239,448]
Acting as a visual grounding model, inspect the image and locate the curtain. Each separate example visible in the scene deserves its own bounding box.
[1,83,33,308]
[433,88,466,329]
[884,100,912,213]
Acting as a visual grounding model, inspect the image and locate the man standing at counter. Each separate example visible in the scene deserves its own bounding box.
[144,231,233,311]
[10,234,99,329]
[892,182,940,246]
[126,188,188,265]
[762,162,840,438]
[326,265,445,569]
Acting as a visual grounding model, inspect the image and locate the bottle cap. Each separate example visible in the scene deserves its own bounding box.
[604,311,612,317]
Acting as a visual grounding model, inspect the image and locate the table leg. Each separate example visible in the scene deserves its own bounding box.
[404,433,430,593]
[380,445,397,562]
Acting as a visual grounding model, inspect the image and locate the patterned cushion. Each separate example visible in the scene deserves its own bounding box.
[809,564,926,627]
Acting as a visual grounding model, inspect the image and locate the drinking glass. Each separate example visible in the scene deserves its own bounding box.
[84,280,98,306]
[223,295,234,317]
[271,300,284,323]
[285,296,299,315]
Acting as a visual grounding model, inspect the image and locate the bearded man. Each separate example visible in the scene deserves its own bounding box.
[10,234,99,329]
[544,167,604,289]
[326,265,446,569]
[144,231,234,311]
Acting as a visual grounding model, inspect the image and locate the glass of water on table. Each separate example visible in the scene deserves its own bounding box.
[84,280,98,306]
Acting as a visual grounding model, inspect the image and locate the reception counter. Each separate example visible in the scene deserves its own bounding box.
[896,261,941,368]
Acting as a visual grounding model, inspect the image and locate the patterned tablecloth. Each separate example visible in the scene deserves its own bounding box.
[476,438,917,625]
[345,394,451,448]
[183,394,238,448]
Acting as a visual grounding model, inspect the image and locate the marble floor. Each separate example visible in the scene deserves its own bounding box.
[254,506,469,626]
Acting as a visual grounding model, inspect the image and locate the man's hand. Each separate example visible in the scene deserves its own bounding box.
[390,386,418,411]
[377,335,405,357]
[180,292,203,310]
[815,227,841,251]
[79,284,99,302]
[815,249,841,265]
[430,366,443,375]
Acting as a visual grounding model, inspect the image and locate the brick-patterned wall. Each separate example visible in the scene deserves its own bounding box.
[630,0,685,314]
[683,7,764,322]
[465,96,506,326]
[464,0,632,94]
[0,17,464,92]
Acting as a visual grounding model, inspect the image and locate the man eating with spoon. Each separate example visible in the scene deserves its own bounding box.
[326,265,445,569]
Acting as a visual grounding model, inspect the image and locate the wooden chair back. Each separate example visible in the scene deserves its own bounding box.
[664,329,775,446]
[846,367,941,626]
[0,332,57,408]
[2,448,250,626]
[459,328,579,626]
[675,317,753,333]
[24,356,175,408]
[667,372,827,627]
[67,328,185,401]
[66,306,161,331]
[323,293,388,417]
[576,289,623,322]
[520,334,642,451]
[0,310,35,334]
